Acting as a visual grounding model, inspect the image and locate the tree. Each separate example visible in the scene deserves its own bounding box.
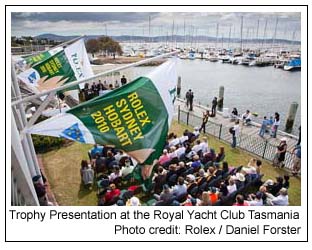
[85,36,122,56]
[85,39,100,54]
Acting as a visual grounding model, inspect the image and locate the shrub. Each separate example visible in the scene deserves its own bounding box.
[32,134,66,153]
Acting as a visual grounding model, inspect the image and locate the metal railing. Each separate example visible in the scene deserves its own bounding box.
[176,108,296,170]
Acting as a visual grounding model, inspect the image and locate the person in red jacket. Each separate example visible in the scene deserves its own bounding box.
[104,183,121,205]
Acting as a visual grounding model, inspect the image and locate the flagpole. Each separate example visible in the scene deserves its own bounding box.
[12,51,179,106]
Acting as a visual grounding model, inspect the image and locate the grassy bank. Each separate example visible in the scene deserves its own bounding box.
[41,120,301,206]
[92,56,165,66]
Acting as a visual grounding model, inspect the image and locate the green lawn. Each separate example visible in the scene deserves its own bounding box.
[41,120,301,206]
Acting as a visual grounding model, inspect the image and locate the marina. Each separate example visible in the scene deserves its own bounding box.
[130,57,301,134]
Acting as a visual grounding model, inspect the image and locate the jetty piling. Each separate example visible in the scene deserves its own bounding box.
[177,76,182,97]
[285,102,299,133]
[217,86,224,112]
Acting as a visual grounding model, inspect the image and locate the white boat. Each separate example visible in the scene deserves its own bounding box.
[220,55,231,63]
[240,57,251,66]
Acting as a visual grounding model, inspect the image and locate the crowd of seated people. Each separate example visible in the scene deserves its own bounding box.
[80,126,292,206]
[79,144,138,205]
[235,175,290,206]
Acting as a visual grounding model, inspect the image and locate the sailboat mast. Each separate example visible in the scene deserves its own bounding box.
[215,23,219,50]
[183,19,186,49]
[171,19,175,49]
[272,17,279,52]
[291,30,296,48]
[256,19,260,48]
[194,27,198,50]
[262,19,268,49]
[246,27,249,48]
[206,26,209,47]
[148,16,151,44]
[240,16,244,52]
[175,24,179,49]
[190,25,193,48]
[228,25,232,49]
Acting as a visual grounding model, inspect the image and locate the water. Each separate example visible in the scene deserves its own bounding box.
[131,59,301,135]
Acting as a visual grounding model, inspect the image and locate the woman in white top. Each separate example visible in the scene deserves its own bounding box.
[227,176,237,194]
[271,112,280,138]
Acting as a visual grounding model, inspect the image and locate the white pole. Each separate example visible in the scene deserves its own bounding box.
[22,91,56,132]
[12,51,179,106]
[12,112,40,205]
[11,61,41,177]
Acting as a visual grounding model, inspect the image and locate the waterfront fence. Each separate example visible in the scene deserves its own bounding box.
[177,108,295,170]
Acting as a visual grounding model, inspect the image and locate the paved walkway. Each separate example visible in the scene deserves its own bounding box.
[37,155,58,206]
[174,98,299,152]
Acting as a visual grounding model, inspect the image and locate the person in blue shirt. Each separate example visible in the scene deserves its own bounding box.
[259,116,269,137]
[292,145,301,176]
[90,144,103,159]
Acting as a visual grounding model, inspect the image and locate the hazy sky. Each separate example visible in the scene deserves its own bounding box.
[11,12,301,40]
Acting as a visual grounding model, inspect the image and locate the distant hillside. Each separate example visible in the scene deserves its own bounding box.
[35,33,301,45]
[35,33,78,41]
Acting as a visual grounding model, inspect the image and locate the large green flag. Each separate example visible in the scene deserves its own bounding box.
[27,59,177,182]
[23,47,63,67]
[17,39,93,94]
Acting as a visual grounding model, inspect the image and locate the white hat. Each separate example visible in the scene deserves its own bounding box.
[187,174,196,182]
[281,137,287,141]
[129,197,141,206]
[264,179,274,186]
[236,173,245,182]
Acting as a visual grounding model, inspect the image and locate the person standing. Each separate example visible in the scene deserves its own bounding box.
[273,138,287,168]
[271,112,280,138]
[121,75,127,86]
[91,82,98,97]
[199,110,210,133]
[297,125,301,146]
[259,116,269,137]
[189,90,194,111]
[185,89,191,109]
[231,120,240,148]
[291,144,301,176]
[82,83,92,101]
[176,79,181,97]
[97,79,105,93]
[80,160,94,187]
[98,84,108,96]
[115,80,120,88]
[211,97,217,117]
